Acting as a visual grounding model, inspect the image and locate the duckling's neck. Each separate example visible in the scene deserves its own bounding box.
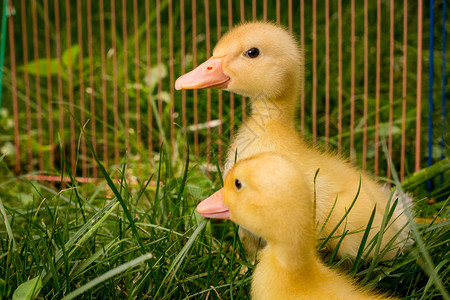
[252,239,325,299]
[249,93,297,126]
[264,238,318,273]
[254,241,377,300]
[260,211,318,274]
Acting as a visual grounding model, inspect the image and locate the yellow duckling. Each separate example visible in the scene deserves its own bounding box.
[176,22,411,259]
[197,153,395,300]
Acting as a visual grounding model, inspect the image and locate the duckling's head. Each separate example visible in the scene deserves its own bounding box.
[176,22,303,101]
[197,153,313,245]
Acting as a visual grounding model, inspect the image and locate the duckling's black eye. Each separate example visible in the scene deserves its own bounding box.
[234,179,243,191]
[245,47,260,58]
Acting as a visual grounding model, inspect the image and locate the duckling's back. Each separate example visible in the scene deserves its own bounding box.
[226,115,410,260]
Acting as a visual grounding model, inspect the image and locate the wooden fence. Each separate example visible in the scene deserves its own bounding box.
[1,0,448,184]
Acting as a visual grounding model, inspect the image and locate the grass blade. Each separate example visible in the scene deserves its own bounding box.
[352,205,377,273]
[41,199,119,284]
[318,178,361,251]
[62,253,154,300]
[154,219,207,298]
[381,141,450,299]
[73,114,147,255]
[0,196,15,251]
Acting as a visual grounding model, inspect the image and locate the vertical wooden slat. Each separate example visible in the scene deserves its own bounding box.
[216,0,223,163]
[350,0,355,161]
[288,0,293,34]
[20,0,32,172]
[145,0,153,161]
[169,0,175,155]
[263,0,267,21]
[240,0,246,122]
[181,0,186,134]
[43,0,54,171]
[133,0,141,153]
[276,0,280,24]
[388,0,395,179]
[8,0,20,174]
[193,0,199,155]
[252,0,257,21]
[122,0,130,151]
[157,0,163,145]
[228,0,234,139]
[338,0,342,154]
[375,0,381,176]
[32,0,44,171]
[65,0,76,174]
[325,0,330,149]
[55,0,65,177]
[300,0,305,134]
[100,0,109,169]
[76,0,87,177]
[312,0,317,145]
[401,0,408,181]
[145,0,153,160]
[205,0,211,170]
[111,0,120,165]
[87,0,97,177]
[363,0,369,169]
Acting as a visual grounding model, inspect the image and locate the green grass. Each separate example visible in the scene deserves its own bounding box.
[0,129,449,299]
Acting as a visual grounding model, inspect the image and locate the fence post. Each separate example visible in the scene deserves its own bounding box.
[0,0,8,116]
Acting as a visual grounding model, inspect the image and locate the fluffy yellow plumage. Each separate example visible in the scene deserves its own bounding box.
[219,153,394,299]
[177,21,411,260]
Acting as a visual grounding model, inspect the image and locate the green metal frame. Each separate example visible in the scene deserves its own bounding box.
[0,0,9,116]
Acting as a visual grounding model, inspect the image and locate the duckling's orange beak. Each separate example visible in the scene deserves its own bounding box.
[175,57,230,90]
[196,188,231,220]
